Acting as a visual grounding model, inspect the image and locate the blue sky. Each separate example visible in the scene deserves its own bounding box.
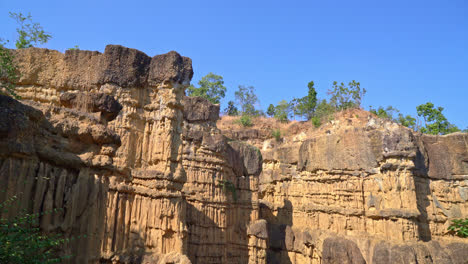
[1,0,467,128]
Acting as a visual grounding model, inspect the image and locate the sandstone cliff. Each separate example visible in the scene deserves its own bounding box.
[1,45,261,263]
[0,46,467,264]
[219,109,468,264]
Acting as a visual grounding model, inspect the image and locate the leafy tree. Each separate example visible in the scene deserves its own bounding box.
[224,100,238,116]
[235,85,259,116]
[416,102,459,135]
[328,80,366,110]
[274,100,292,122]
[267,104,275,117]
[314,99,335,120]
[369,105,399,120]
[1,12,51,98]
[292,81,318,120]
[187,72,226,104]
[397,114,416,130]
[9,12,51,49]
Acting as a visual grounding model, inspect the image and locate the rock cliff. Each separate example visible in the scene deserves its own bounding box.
[220,109,468,264]
[0,46,467,264]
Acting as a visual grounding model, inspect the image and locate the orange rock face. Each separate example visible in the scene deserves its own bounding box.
[0,46,467,264]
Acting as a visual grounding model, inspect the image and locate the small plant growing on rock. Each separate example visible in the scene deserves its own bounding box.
[0,178,86,263]
[236,114,253,127]
[448,218,468,238]
[218,179,237,201]
[311,116,321,128]
[271,129,282,141]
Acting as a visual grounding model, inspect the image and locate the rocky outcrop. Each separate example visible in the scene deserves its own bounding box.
[1,45,467,264]
[240,110,468,264]
[1,45,262,263]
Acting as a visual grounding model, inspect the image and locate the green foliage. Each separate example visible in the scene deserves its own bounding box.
[311,116,321,128]
[236,114,253,127]
[187,72,226,104]
[397,114,416,130]
[1,12,50,98]
[369,105,419,130]
[416,102,460,135]
[67,45,80,51]
[235,85,259,116]
[0,192,76,263]
[266,104,275,117]
[0,41,20,98]
[224,100,239,116]
[328,80,366,110]
[291,81,318,120]
[274,100,292,122]
[369,105,399,120]
[313,99,335,124]
[271,129,281,141]
[9,12,51,49]
[448,218,468,238]
[218,180,237,201]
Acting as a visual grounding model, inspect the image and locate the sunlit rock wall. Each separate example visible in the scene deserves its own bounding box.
[0,46,262,264]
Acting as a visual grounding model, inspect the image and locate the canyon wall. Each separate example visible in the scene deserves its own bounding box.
[1,46,467,263]
[0,46,261,263]
[221,110,468,264]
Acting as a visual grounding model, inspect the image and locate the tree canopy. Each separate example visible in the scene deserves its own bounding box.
[235,85,259,116]
[187,72,227,104]
[416,102,460,135]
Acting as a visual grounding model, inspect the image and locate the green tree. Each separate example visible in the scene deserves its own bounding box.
[187,72,227,104]
[9,12,51,49]
[397,114,416,130]
[416,102,459,135]
[310,99,336,128]
[292,81,318,120]
[224,101,238,116]
[369,105,399,120]
[274,100,292,122]
[235,85,259,116]
[1,12,51,98]
[266,104,275,117]
[328,80,366,110]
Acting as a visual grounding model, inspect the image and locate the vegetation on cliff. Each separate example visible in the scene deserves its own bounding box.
[1,12,51,99]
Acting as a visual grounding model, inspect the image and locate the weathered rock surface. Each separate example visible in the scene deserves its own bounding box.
[1,46,467,264]
[223,109,468,264]
[1,46,261,264]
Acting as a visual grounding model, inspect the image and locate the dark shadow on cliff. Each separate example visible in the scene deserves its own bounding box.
[0,94,117,263]
[260,199,293,264]
[185,177,254,264]
[413,144,432,242]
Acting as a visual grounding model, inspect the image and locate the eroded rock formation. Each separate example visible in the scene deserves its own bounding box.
[0,45,467,264]
[220,109,468,264]
[1,45,261,263]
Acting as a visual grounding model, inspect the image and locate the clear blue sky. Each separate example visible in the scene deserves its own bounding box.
[1,0,467,128]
